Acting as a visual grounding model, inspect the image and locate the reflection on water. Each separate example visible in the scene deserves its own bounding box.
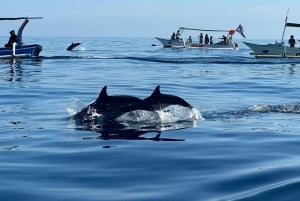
[71,120,197,141]
[0,58,42,83]
[8,59,24,82]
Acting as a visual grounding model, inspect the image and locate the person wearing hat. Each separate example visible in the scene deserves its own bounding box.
[5,30,17,48]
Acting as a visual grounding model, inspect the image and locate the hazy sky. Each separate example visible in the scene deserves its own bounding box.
[1,0,300,39]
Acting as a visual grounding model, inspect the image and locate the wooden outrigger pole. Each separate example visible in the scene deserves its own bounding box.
[281,9,289,57]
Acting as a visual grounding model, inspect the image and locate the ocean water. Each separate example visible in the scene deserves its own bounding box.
[1,37,300,201]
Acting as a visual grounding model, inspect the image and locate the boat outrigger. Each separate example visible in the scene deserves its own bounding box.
[155,24,245,49]
[0,17,43,59]
[244,11,300,58]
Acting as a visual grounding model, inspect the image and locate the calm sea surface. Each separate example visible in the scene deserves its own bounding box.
[1,37,300,201]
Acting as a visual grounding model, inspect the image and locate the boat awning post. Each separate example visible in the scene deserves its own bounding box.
[12,42,16,56]
[281,9,289,58]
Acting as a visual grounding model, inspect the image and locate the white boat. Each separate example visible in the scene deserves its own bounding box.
[186,40,238,50]
[155,24,245,49]
[244,11,300,58]
[244,41,300,58]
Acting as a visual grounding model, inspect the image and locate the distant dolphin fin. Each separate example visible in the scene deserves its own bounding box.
[96,86,108,102]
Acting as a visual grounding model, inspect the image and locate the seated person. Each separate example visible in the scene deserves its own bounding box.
[209,36,213,45]
[288,35,296,47]
[170,32,176,40]
[187,35,192,43]
[220,35,227,44]
[175,30,181,39]
[5,30,17,48]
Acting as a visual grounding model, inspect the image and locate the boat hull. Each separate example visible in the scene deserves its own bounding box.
[155,37,185,48]
[244,42,300,58]
[155,37,238,49]
[186,41,238,50]
[0,44,42,59]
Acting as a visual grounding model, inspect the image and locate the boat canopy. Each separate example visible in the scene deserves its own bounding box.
[179,27,229,32]
[285,22,300,28]
[0,17,42,46]
[179,24,245,38]
[0,17,43,20]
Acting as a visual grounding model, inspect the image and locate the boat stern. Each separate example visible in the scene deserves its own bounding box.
[32,44,42,56]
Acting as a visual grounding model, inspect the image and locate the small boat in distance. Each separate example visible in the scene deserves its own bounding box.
[0,17,43,59]
[155,24,245,50]
[244,11,300,58]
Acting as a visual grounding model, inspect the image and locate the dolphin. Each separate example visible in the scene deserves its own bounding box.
[144,85,193,110]
[66,42,81,51]
[73,86,153,122]
[144,85,202,121]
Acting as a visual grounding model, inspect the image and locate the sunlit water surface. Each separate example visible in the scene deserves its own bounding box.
[0,37,300,201]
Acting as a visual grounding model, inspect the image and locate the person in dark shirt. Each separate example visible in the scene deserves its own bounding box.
[204,34,209,44]
[210,36,213,45]
[288,35,296,47]
[170,32,176,40]
[198,33,203,44]
[219,35,227,44]
[5,30,17,48]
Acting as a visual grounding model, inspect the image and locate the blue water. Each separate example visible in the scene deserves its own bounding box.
[1,37,300,201]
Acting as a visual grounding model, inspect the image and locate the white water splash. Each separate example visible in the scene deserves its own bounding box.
[66,98,85,116]
[156,105,204,123]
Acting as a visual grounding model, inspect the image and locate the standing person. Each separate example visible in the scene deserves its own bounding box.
[289,35,296,47]
[198,33,203,44]
[204,34,209,44]
[5,30,17,48]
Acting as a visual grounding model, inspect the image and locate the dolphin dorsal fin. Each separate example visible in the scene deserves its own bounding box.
[96,85,108,102]
[151,85,161,97]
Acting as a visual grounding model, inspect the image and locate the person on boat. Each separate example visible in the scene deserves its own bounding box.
[5,30,17,48]
[170,32,176,40]
[187,35,192,43]
[209,36,213,45]
[220,35,227,44]
[175,29,181,39]
[227,34,233,43]
[288,35,296,47]
[198,33,203,44]
[205,34,209,44]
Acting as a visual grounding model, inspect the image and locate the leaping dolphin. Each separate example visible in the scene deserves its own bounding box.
[66,42,81,51]
[144,85,193,110]
[73,86,153,122]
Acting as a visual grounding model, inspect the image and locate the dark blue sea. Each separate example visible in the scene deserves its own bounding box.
[1,37,300,201]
